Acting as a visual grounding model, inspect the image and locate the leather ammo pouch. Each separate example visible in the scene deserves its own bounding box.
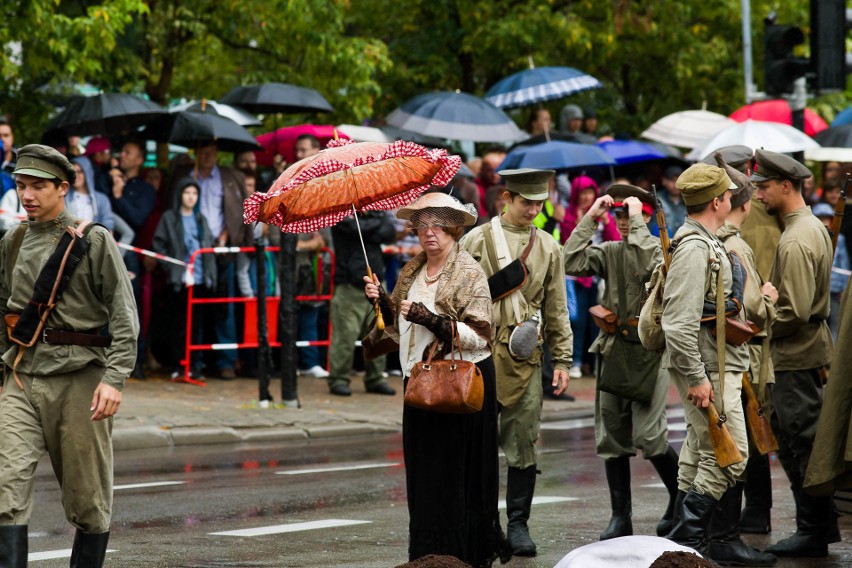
[486,227,537,301]
[589,304,618,334]
[711,317,759,347]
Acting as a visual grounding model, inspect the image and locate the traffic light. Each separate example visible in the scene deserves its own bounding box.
[764,20,810,96]
[810,0,852,93]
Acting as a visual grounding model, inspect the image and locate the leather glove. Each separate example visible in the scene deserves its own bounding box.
[405,302,454,343]
[376,286,394,324]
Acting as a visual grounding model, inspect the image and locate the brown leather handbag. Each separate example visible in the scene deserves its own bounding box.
[404,322,484,414]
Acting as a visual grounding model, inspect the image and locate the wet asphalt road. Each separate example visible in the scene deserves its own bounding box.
[27,411,852,567]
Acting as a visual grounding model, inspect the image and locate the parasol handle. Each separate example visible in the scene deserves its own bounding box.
[367,266,385,331]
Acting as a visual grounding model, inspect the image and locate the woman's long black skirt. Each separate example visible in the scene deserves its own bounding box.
[403,356,502,567]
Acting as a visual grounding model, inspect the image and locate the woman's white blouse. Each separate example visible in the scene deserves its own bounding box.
[398,267,490,377]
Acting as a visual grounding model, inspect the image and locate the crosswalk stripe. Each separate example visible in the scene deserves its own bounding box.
[210,519,371,537]
[498,496,576,509]
[115,481,186,490]
[29,549,115,561]
[276,462,402,475]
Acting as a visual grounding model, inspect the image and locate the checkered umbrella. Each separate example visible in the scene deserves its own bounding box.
[244,138,460,233]
[485,66,602,109]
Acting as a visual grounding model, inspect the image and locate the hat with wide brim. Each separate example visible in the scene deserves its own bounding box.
[397,191,478,227]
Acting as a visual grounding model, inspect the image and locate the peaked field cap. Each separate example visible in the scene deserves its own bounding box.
[606,183,655,206]
[397,191,478,227]
[499,168,555,200]
[751,149,812,182]
[700,145,753,172]
[676,163,736,206]
[713,153,754,209]
[13,144,74,182]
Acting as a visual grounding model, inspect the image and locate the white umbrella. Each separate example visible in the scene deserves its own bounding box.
[641,110,736,149]
[687,120,820,161]
[170,100,261,127]
[335,124,393,143]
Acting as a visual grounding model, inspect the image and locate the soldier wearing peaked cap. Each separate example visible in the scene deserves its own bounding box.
[753,149,839,558]
[563,184,681,541]
[0,145,138,567]
[460,168,573,557]
[660,163,752,557]
[708,156,780,566]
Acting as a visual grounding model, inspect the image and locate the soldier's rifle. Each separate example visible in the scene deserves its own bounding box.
[741,372,778,455]
[830,174,849,257]
[652,185,671,271]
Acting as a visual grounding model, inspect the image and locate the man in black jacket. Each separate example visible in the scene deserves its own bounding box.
[327,211,397,396]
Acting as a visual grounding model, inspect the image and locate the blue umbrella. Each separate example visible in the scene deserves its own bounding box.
[386,91,527,142]
[831,107,852,127]
[485,66,602,109]
[499,141,615,170]
[597,140,667,165]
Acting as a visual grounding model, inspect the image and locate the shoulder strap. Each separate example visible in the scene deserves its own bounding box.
[520,227,537,262]
[481,222,502,276]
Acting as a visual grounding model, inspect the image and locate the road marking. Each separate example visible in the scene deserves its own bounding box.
[498,496,577,509]
[642,483,667,489]
[276,462,401,475]
[29,549,115,561]
[114,481,186,490]
[211,519,372,537]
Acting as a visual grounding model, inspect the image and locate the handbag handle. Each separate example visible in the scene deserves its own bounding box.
[422,320,463,370]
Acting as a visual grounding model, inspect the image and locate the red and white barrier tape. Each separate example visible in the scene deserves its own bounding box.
[116,242,189,267]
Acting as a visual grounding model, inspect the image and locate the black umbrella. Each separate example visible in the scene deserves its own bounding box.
[140,110,262,152]
[220,83,334,114]
[508,131,596,152]
[44,93,167,137]
[814,124,852,148]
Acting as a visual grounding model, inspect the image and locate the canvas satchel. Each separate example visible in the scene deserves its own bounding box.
[405,321,484,414]
[597,246,660,404]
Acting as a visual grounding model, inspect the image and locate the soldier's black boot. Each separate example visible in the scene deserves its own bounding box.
[740,452,772,533]
[649,445,680,537]
[506,465,537,556]
[667,489,717,554]
[69,530,110,568]
[765,484,837,557]
[666,490,688,537]
[600,456,633,540]
[0,525,27,568]
[707,483,777,566]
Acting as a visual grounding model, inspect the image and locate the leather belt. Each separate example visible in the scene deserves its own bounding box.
[42,328,111,348]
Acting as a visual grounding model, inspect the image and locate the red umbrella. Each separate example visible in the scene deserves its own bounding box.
[255,124,349,167]
[729,100,828,137]
[245,138,460,233]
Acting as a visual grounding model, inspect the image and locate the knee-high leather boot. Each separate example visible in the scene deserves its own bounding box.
[600,457,632,540]
[740,452,772,533]
[0,525,27,568]
[649,445,680,537]
[667,489,717,554]
[707,482,777,566]
[506,465,537,556]
[69,530,110,568]
[765,481,838,557]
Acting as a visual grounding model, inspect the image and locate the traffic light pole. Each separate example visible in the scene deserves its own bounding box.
[789,76,807,163]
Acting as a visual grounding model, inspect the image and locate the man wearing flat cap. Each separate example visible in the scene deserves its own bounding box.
[564,184,681,542]
[0,144,138,566]
[661,163,750,556]
[709,158,779,566]
[461,168,573,557]
[753,149,839,557]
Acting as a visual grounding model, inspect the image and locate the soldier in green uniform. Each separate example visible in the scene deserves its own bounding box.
[563,185,680,541]
[460,169,573,557]
[703,145,778,534]
[711,160,778,566]
[661,164,750,555]
[0,145,138,567]
[752,150,838,558]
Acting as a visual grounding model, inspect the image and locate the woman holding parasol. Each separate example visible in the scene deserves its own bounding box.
[363,192,510,567]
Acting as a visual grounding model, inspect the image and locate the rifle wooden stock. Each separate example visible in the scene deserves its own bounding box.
[741,373,778,455]
[706,402,744,468]
[653,184,672,271]
[831,175,848,257]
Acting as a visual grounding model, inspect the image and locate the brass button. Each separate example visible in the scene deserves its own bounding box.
[621,329,628,336]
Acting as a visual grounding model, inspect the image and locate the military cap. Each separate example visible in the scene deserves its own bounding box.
[499,168,554,201]
[812,203,835,218]
[751,149,811,182]
[711,152,754,209]
[676,163,736,206]
[13,144,75,183]
[606,183,656,215]
[700,145,753,173]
